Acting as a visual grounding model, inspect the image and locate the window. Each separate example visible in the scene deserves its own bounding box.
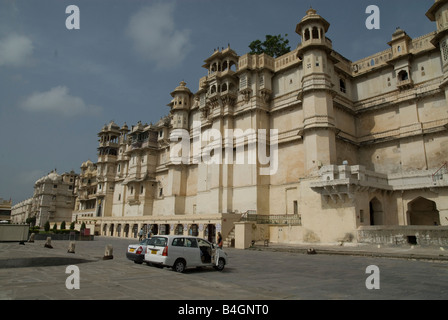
[140,185,144,194]
[172,238,185,247]
[185,238,198,248]
[312,27,319,39]
[304,29,310,41]
[339,79,346,93]
[398,70,409,81]
[442,40,448,62]
[159,187,163,197]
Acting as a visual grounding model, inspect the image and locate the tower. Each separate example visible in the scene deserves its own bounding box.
[168,81,192,130]
[427,0,448,87]
[96,121,120,217]
[296,8,337,172]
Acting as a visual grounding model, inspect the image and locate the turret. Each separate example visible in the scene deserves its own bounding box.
[168,81,192,130]
[427,0,448,81]
[426,0,448,87]
[296,8,337,172]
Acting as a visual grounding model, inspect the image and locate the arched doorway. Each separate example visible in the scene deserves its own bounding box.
[150,224,158,235]
[159,224,170,235]
[189,224,199,236]
[408,197,440,226]
[369,197,383,225]
[175,224,184,235]
[205,224,216,243]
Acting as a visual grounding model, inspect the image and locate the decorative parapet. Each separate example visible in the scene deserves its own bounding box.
[311,164,448,202]
[310,165,391,203]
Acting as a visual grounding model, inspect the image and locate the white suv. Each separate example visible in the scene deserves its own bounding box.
[144,235,228,272]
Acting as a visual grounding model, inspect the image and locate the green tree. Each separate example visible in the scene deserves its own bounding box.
[52,223,58,231]
[44,221,50,232]
[69,221,75,230]
[60,221,66,230]
[249,34,291,58]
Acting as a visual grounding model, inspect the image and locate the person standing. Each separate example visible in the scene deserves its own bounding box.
[138,228,144,241]
[217,232,223,249]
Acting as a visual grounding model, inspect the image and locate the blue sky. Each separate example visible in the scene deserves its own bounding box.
[0,0,437,203]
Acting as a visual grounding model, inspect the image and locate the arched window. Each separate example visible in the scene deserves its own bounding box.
[304,29,310,41]
[398,70,409,81]
[312,27,319,39]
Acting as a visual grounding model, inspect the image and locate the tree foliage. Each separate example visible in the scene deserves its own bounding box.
[249,34,291,58]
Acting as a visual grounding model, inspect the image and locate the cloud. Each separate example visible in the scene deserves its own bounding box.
[0,34,33,67]
[19,86,102,117]
[126,2,192,69]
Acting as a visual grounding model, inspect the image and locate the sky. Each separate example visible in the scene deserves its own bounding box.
[0,0,437,204]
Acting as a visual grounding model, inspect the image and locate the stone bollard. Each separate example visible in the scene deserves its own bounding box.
[67,241,76,254]
[28,233,35,243]
[103,244,113,260]
[44,237,53,249]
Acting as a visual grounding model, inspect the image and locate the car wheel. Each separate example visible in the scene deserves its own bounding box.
[173,259,186,273]
[214,258,225,271]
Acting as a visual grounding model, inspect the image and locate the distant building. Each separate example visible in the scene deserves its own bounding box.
[0,198,12,223]
[75,2,448,246]
[11,170,78,227]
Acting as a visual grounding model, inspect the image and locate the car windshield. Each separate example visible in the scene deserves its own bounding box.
[148,236,167,247]
[139,238,151,245]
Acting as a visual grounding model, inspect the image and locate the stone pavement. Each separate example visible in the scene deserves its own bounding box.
[251,241,448,261]
[0,237,447,300]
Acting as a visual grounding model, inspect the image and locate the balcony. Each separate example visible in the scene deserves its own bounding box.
[397,78,414,90]
[241,213,302,226]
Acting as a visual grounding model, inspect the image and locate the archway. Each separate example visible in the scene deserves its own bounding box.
[175,224,184,235]
[159,224,170,235]
[408,197,440,226]
[189,224,199,236]
[369,197,383,225]
[205,224,216,243]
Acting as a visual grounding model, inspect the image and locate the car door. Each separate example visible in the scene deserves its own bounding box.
[184,237,201,267]
[197,238,214,265]
[170,237,186,262]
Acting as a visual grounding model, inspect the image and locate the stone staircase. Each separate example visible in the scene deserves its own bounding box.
[223,227,235,248]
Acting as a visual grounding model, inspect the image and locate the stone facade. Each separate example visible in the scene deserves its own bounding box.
[74,2,448,246]
[0,198,12,222]
[11,170,78,227]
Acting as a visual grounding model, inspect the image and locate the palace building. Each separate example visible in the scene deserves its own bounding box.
[73,2,448,247]
[11,170,78,227]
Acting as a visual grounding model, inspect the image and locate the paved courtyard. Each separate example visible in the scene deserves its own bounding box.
[0,237,447,301]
